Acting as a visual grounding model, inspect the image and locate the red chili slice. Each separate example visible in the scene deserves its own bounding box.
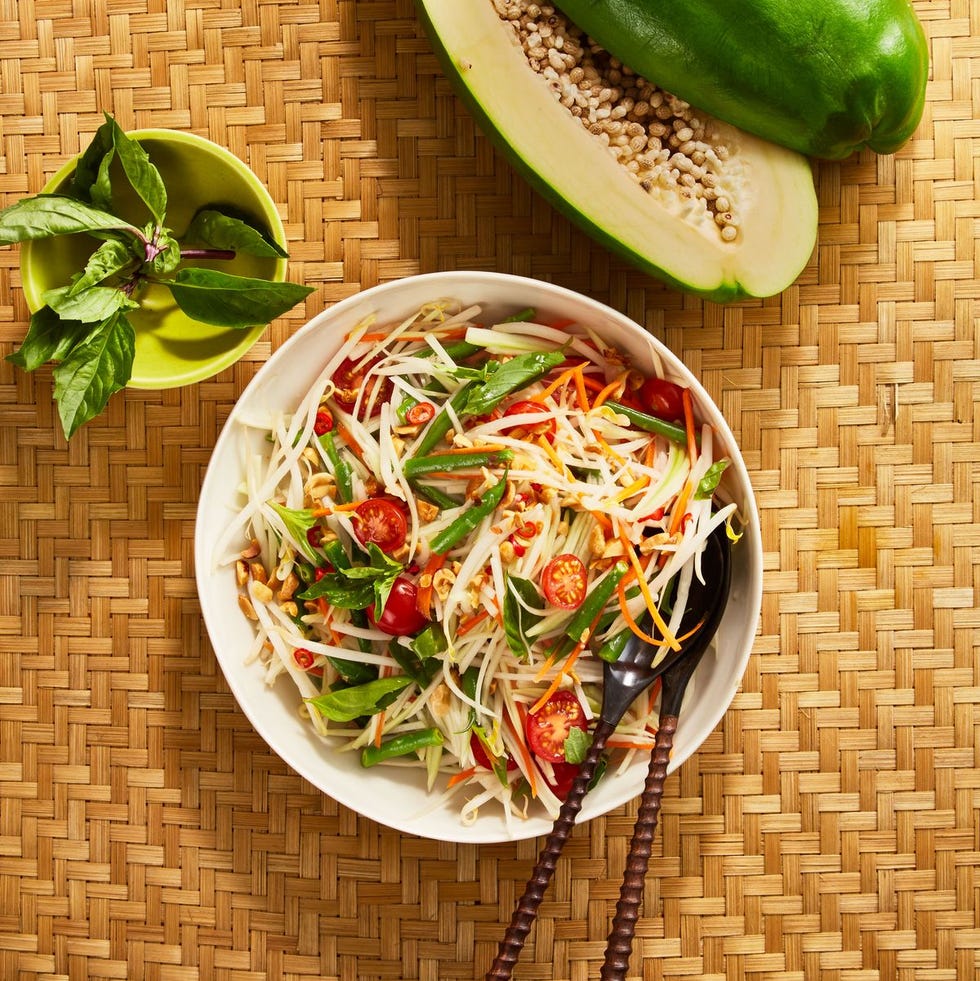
[405,401,436,425]
[540,553,587,611]
[501,400,556,439]
[314,408,334,435]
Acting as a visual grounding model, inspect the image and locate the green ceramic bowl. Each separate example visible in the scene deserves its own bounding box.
[20,129,288,389]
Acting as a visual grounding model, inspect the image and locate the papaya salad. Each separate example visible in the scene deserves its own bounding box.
[220,300,738,828]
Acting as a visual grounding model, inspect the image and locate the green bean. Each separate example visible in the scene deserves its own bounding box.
[604,401,689,445]
[410,481,463,511]
[564,560,630,643]
[403,448,513,479]
[360,727,444,767]
[429,473,508,554]
[320,431,353,503]
[413,382,474,458]
[595,628,632,664]
[501,307,535,323]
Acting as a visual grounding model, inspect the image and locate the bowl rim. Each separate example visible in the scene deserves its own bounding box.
[20,127,288,390]
[195,270,763,842]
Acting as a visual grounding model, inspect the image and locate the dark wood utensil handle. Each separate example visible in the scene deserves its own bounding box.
[599,714,679,981]
[486,718,616,981]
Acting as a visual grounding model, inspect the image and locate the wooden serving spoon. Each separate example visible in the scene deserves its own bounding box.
[486,523,732,981]
[600,525,732,979]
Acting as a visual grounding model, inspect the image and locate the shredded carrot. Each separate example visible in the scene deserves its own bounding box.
[311,506,333,517]
[506,706,537,797]
[374,714,385,748]
[591,371,628,410]
[618,529,680,650]
[335,421,365,464]
[533,649,558,683]
[530,362,589,404]
[415,552,447,616]
[457,609,490,637]
[447,766,478,789]
[667,481,692,537]
[682,388,698,465]
[616,574,665,647]
[355,328,468,343]
[593,431,626,466]
[588,509,613,532]
[573,365,591,412]
[611,475,650,505]
[536,433,570,478]
[330,500,362,512]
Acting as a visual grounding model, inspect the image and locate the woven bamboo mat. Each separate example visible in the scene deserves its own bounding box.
[0,1,978,979]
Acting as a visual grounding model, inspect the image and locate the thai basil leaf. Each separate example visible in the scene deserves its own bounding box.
[146,228,181,275]
[563,726,591,765]
[0,194,139,244]
[461,348,565,416]
[52,312,135,438]
[108,117,167,224]
[185,208,288,258]
[266,501,320,562]
[68,239,136,294]
[43,285,138,325]
[299,572,374,610]
[411,623,447,661]
[308,676,412,723]
[168,267,313,328]
[695,460,730,500]
[5,306,94,372]
[503,576,543,661]
[69,119,115,203]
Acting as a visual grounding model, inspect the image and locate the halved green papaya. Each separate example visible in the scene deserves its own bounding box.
[559,0,929,161]
[415,0,818,302]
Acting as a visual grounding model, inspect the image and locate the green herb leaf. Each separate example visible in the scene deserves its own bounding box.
[108,117,167,224]
[185,208,288,258]
[308,676,413,722]
[461,349,565,416]
[299,572,375,609]
[563,726,591,765]
[695,459,730,499]
[411,623,448,661]
[168,267,313,327]
[503,576,543,661]
[267,501,321,562]
[68,239,137,295]
[147,228,181,275]
[0,194,140,244]
[51,312,135,438]
[43,285,139,325]
[5,306,94,372]
[69,119,115,203]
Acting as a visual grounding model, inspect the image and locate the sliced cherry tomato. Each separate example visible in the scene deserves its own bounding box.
[470,732,517,772]
[352,498,407,554]
[368,576,429,635]
[314,408,334,435]
[331,355,392,418]
[525,690,588,763]
[545,760,580,801]
[638,377,686,423]
[405,401,436,425]
[501,400,556,439]
[307,525,324,548]
[540,553,587,611]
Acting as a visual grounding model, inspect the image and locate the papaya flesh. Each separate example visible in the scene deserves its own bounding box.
[558,0,929,160]
[416,0,817,301]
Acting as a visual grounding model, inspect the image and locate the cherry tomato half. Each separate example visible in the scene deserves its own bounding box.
[638,377,686,423]
[470,732,517,772]
[368,576,429,636]
[405,401,436,426]
[545,760,580,801]
[331,355,392,418]
[352,498,407,554]
[540,553,587,611]
[525,690,588,763]
[501,400,556,439]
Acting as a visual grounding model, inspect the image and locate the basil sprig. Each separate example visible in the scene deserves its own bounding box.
[1,112,313,438]
[299,543,402,619]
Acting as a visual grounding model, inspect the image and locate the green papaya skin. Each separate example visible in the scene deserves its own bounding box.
[557,0,929,160]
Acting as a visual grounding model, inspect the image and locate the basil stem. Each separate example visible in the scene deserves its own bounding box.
[604,401,688,445]
[360,727,444,767]
[403,448,513,479]
[429,474,508,554]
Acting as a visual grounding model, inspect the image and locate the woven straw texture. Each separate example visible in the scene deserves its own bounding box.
[0,1,978,979]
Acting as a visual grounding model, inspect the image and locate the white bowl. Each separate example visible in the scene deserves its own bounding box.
[194,271,762,843]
